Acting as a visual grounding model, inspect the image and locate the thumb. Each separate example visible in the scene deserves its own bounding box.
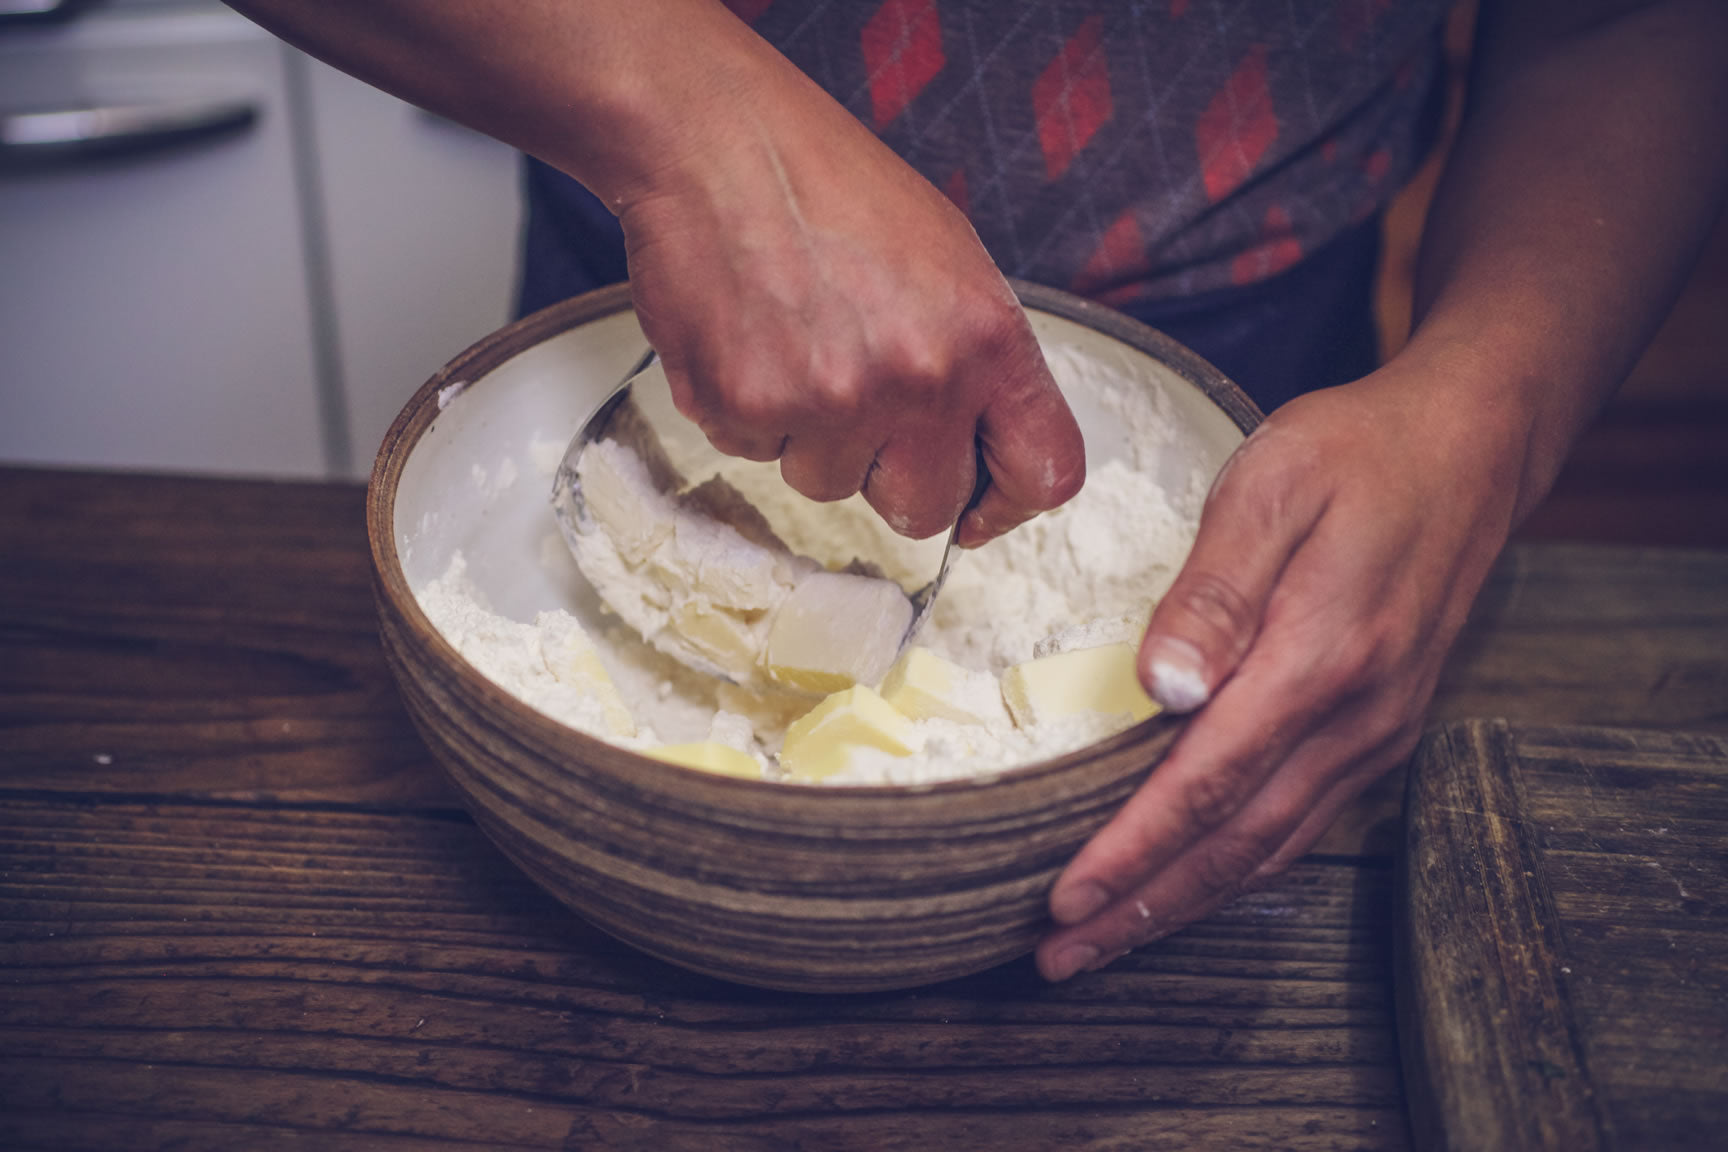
[956,361,1086,547]
[1139,440,1321,713]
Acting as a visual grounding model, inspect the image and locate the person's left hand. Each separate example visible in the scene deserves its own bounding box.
[1034,353,1525,980]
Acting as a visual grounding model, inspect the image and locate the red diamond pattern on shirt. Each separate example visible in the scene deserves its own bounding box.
[1073,207,1143,297]
[1197,43,1277,202]
[861,0,946,131]
[716,1,1445,301]
[1230,203,1303,285]
[1032,12,1112,183]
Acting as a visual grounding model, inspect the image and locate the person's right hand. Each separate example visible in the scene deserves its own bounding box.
[219,0,1082,543]
[612,18,1084,544]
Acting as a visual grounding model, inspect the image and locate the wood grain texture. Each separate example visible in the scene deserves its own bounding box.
[1433,545,1728,734]
[1399,722,1728,1152]
[0,467,451,808]
[1,796,1408,1151]
[1312,542,1728,860]
[5,454,1727,1144]
[1397,722,1608,1152]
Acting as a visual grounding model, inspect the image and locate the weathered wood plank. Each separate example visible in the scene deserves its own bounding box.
[0,467,450,807]
[1432,545,1728,733]
[1396,721,1607,1152]
[1312,542,1728,858]
[1512,728,1728,1151]
[0,797,1409,1150]
[1399,723,1728,1152]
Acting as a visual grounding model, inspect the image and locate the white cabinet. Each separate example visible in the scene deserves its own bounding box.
[0,5,328,476]
[304,58,521,479]
[0,2,523,480]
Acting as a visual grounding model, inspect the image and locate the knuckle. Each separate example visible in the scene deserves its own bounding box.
[1170,572,1258,657]
[1016,434,1086,511]
[803,370,869,420]
[1212,427,1316,523]
[1310,612,1419,703]
[1179,764,1253,833]
[965,284,1028,348]
[1314,630,1381,697]
[1191,834,1269,899]
[706,371,784,431]
[1362,699,1427,759]
[883,336,951,401]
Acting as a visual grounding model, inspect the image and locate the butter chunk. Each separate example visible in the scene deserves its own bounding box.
[1033,608,1153,660]
[669,599,763,680]
[646,741,762,779]
[780,685,922,781]
[764,570,913,695]
[1001,643,1160,730]
[536,610,636,739]
[716,681,818,753]
[575,438,678,566]
[879,646,1009,728]
[656,513,793,613]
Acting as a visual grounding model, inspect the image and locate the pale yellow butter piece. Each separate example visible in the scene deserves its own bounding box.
[670,600,762,677]
[645,741,762,779]
[764,569,913,695]
[536,611,636,739]
[780,685,921,781]
[878,646,1009,728]
[1001,643,1160,729]
[576,439,678,566]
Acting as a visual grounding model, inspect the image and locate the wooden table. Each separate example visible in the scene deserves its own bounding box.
[3,465,1725,1151]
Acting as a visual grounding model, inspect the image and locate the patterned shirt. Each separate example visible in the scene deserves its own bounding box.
[724,0,1450,303]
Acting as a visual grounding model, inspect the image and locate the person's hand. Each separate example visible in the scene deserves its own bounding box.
[221,0,1081,542]
[615,42,1083,544]
[1034,356,1524,980]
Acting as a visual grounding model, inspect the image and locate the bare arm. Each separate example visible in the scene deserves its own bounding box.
[225,0,1085,541]
[1038,0,1728,980]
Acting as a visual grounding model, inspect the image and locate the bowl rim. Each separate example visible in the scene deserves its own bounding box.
[366,279,1262,801]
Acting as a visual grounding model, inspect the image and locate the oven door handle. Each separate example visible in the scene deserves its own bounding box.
[0,98,259,166]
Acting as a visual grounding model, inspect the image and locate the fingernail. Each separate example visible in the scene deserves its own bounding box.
[1146,636,1210,713]
[1047,943,1099,982]
[1051,882,1109,925]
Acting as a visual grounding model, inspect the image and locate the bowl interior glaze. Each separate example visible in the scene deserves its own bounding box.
[368,281,1259,992]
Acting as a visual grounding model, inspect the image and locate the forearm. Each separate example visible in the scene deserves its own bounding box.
[223,0,799,209]
[1405,0,1728,523]
[227,0,1082,540]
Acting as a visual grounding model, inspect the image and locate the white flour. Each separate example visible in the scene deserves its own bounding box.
[415,342,1207,785]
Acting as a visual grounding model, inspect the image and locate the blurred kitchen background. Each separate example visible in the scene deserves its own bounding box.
[0,0,521,481]
[3,0,1723,543]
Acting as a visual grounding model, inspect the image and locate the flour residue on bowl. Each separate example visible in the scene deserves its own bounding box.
[414,339,1207,785]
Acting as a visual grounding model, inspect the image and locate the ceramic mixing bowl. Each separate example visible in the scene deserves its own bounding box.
[367,281,1259,993]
